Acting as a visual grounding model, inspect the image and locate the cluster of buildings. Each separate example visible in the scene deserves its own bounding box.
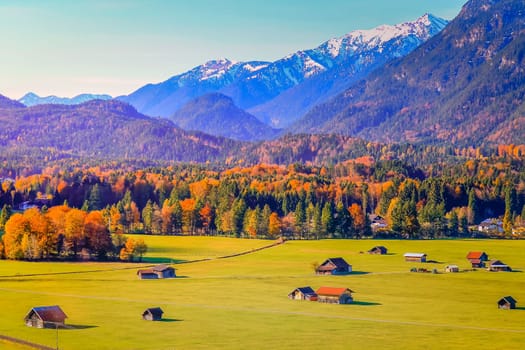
[289,247,518,310]
[466,251,512,271]
[23,247,520,331]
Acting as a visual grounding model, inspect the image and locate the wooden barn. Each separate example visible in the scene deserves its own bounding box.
[288,287,318,301]
[368,246,387,255]
[316,258,352,275]
[487,260,512,272]
[24,306,67,329]
[137,265,176,279]
[316,287,354,304]
[498,296,517,310]
[445,265,460,273]
[142,307,164,321]
[466,251,488,268]
[403,253,427,262]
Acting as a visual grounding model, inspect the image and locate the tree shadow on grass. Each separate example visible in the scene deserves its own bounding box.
[352,301,382,306]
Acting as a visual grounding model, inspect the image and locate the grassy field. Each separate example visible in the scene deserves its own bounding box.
[0,237,524,349]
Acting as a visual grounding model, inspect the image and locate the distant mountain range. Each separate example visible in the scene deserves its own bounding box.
[19,92,112,106]
[119,14,448,130]
[0,93,433,166]
[291,0,525,146]
[1,0,523,164]
[0,95,236,162]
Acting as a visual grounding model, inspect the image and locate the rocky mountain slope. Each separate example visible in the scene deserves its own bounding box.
[291,0,525,146]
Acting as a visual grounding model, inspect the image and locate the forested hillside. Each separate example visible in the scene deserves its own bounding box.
[291,0,525,146]
[0,97,238,162]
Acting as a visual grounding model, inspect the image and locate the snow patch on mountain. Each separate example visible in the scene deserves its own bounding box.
[242,62,270,72]
[303,56,327,77]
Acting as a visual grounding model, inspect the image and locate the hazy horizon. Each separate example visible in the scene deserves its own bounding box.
[0,0,465,99]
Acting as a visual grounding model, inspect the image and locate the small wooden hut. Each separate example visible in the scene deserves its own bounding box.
[487,260,512,272]
[137,265,176,279]
[403,253,427,262]
[288,287,318,301]
[142,307,164,321]
[316,258,352,275]
[498,296,517,310]
[24,306,67,329]
[316,287,354,304]
[368,246,387,255]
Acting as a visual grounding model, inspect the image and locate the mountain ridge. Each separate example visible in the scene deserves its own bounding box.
[0,96,237,162]
[119,13,448,130]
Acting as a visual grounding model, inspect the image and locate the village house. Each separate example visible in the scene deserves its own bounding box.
[142,307,164,321]
[445,265,460,273]
[368,246,388,255]
[403,253,427,263]
[24,306,67,329]
[497,296,517,310]
[487,260,512,272]
[477,218,503,234]
[288,287,318,301]
[316,287,354,304]
[137,265,176,279]
[466,251,489,268]
[368,214,388,232]
[315,258,352,275]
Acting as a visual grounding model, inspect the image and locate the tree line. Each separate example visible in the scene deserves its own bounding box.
[0,151,524,261]
[0,205,147,261]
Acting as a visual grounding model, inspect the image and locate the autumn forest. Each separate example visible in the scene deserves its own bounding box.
[0,143,524,262]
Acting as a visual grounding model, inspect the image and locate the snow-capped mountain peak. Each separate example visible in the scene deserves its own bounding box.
[198,58,237,81]
[335,13,447,52]
[120,13,449,124]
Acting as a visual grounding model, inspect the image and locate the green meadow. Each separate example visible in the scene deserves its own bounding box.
[0,237,524,350]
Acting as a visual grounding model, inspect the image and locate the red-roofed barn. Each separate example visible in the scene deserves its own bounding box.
[24,306,67,328]
[466,251,488,268]
[316,287,354,304]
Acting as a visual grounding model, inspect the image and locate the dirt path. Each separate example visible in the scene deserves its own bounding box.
[0,334,55,350]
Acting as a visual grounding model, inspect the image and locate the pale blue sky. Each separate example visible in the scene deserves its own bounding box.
[0,0,466,99]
